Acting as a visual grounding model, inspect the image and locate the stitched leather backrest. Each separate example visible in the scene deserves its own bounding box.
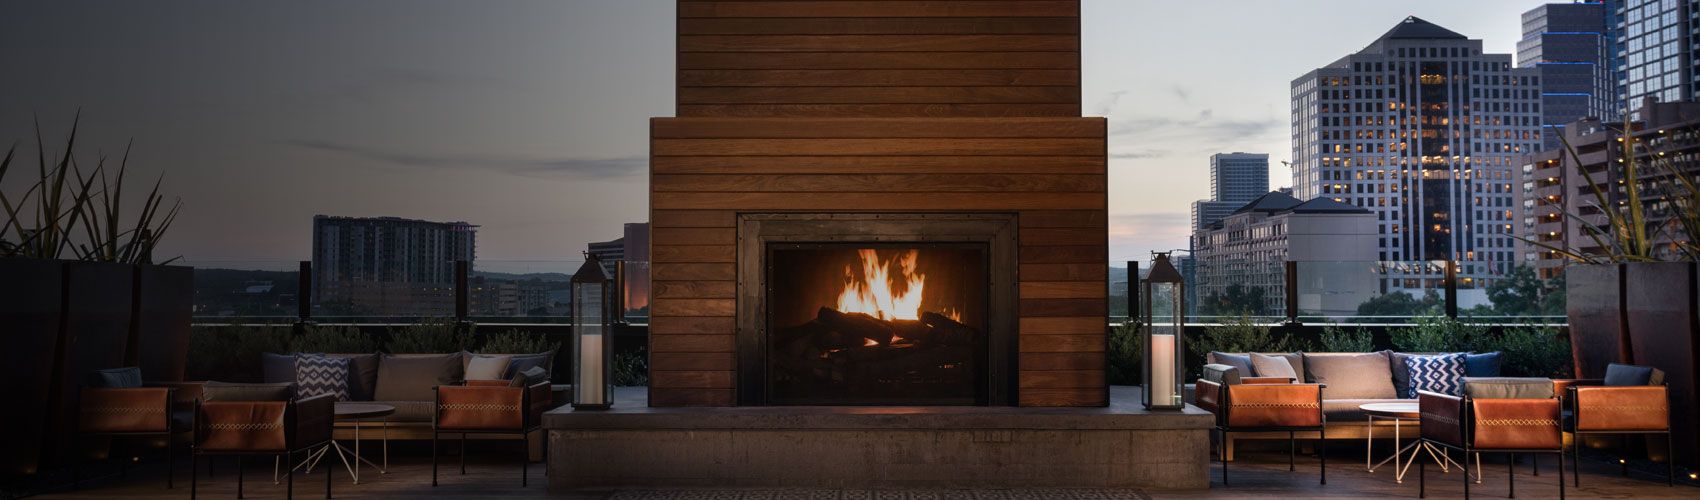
[1575,385,1668,431]
[80,387,170,433]
[197,401,288,452]
[1471,398,1561,450]
[1224,383,1322,428]
[436,386,524,430]
[1418,391,1465,447]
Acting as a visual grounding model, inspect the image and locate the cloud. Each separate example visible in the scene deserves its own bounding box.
[1109,212,1193,262]
[284,139,644,180]
[1092,90,1129,116]
[1109,149,1169,159]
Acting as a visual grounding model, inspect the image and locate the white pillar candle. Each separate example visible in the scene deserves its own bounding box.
[578,331,605,404]
[1150,333,1176,406]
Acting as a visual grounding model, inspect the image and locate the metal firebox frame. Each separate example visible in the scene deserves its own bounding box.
[735,213,1018,406]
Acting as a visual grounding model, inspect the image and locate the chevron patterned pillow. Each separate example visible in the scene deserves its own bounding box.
[1403,353,1466,397]
[295,354,351,401]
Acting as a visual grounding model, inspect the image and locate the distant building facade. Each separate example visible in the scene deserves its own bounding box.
[1608,0,1694,112]
[1291,16,1541,297]
[1190,153,1270,230]
[1519,2,1616,148]
[312,215,477,317]
[1192,192,1378,317]
[1517,98,1700,279]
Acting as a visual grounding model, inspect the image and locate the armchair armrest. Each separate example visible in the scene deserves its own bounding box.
[526,381,553,428]
[1418,391,1465,448]
[1195,379,1222,415]
[1573,385,1669,431]
[80,387,172,433]
[1242,376,1295,384]
[147,381,205,413]
[1552,378,1603,398]
[1470,397,1562,450]
[436,385,524,431]
[290,393,335,448]
[1222,383,1323,428]
[465,379,512,388]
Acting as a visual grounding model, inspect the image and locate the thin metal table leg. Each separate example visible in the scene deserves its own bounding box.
[1366,415,1374,472]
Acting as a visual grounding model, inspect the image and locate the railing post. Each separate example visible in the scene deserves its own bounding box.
[1128,260,1140,328]
[454,260,473,335]
[1284,261,1300,326]
[294,260,313,336]
[1444,260,1459,319]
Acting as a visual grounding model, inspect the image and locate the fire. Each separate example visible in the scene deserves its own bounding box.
[836,249,928,321]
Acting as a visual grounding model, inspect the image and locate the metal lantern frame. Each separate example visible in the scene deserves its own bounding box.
[570,254,620,410]
[1141,252,1186,411]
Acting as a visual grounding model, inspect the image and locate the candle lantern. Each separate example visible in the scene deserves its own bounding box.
[571,253,616,410]
[1141,252,1186,410]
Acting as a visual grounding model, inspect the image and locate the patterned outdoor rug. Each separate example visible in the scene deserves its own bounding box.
[609,489,1152,500]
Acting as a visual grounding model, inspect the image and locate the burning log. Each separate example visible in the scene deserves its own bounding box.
[815,306,894,347]
[921,311,974,345]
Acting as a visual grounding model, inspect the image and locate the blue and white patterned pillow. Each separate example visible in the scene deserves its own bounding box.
[1404,353,1466,397]
[295,354,351,401]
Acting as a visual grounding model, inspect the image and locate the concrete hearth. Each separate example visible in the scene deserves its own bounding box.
[545,386,1212,491]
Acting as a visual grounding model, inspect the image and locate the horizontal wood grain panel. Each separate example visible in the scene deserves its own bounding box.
[680,35,1077,53]
[649,334,736,353]
[679,2,1080,19]
[649,352,736,371]
[1019,352,1103,371]
[653,138,1102,156]
[679,17,1079,35]
[1019,298,1106,318]
[1017,245,1106,264]
[653,192,1104,210]
[1018,387,1105,407]
[649,387,735,407]
[653,174,1102,193]
[652,298,737,317]
[652,227,736,245]
[649,316,735,335]
[1018,370,1104,389]
[679,69,1077,86]
[1018,263,1107,281]
[652,117,1104,138]
[1020,210,1107,228]
[652,209,737,228]
[678,103,1079,117]
[653,280,736,299]
[652,263,738,281]
[651,370,735,389]
[653,245,737,263]
[1019,316,1105,335]
[679,51,1078,70]
[1020,281,1104,299]
[679,86,1079,104]
[1018,334,1104,353]
[651,155,1103,174]
[1018,227,1104,246]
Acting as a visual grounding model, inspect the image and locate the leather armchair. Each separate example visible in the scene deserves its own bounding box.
[1195,367,1327,486]
[1560,381,1673,486]
[431,380,552,487]
[190,392,336,500]
[1417,390,1565,499]
[75,381,201,489]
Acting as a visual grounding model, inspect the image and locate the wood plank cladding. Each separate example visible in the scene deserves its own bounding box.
[676,1,1080,117]
[650,2,1103,408]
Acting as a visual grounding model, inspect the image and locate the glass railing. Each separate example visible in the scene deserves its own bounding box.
[180,260,302,323]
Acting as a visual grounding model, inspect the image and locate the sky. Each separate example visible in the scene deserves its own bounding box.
[2,0,1546,272]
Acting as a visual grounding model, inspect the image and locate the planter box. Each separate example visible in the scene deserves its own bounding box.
[0,260,64,476]
[134,265,194,381]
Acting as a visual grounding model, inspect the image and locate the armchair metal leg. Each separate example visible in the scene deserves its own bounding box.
[1288,431,1296,471]
[190,452,198,500]
[431,431,438,487]
[167,434,175,489]
[1532,453,1539,476]
[1669,431,1677,487]
[1419,451,1425,499]
[1220,429,1228,486]
[325,449,331,500]
[1558,449,1566,500]
[1319,426,1327,485]
[287,452,294,499]
[460,433,467,475]
[1620,435,1629,476]
[1571,437,1581,487]
[237,456,245,500]
[1509,453,1516,498]
[520,437,528,487]
[1463,445,1471,500]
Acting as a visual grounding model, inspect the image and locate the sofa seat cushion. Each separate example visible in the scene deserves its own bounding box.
[374,354,464,402]
[1324,398,1415,422]
[1303,352,1396,400]
[362,401,434,423]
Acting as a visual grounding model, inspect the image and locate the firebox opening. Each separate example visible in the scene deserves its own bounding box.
[765,243,989,406]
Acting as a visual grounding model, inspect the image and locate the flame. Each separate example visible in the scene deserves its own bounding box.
[836,249,927,321]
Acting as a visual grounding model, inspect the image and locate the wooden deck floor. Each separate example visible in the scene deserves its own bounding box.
[33,442,1696,499]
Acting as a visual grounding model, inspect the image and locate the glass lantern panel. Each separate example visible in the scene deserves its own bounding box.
[1148,282,1181,336]
[574,282,607,405]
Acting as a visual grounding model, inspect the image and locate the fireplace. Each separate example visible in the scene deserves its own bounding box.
[736,214,1016,406]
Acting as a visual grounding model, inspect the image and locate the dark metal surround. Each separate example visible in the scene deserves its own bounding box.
[735,213,1018,406]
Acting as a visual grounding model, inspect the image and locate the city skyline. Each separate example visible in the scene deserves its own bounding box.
[2,1,1544,268]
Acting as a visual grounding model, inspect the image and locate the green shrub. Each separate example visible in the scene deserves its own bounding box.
[1390,315,1487,353]
[1107,323,1142,386]
[1188,316,1296,378]
[1482,325,1573,378]
[186,324,290,382]
[478,329,561,355]
[386,319,470,353]
[292,325,378,353]
[612,348,648,387]
[1317,324,1375,352]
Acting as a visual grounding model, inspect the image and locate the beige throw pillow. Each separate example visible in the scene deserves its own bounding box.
[1250,353,1298,380]
[465,355,513,381]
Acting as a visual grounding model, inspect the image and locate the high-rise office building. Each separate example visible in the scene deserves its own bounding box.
[312,215,477,316]
[1519,2,1615,148]
[1190,152,1270,230]
[1609,0,1693,111]
[1291,16,1541,296]
[1192,192,1378,317]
